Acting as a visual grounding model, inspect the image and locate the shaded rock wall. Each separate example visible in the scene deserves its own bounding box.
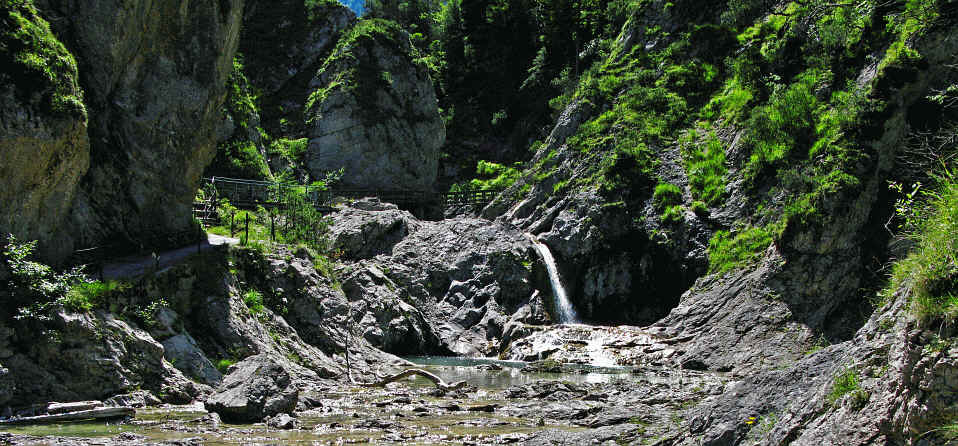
[25,0,245,259]
[240,0,355,136]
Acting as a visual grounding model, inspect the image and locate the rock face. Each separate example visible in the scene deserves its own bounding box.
[0,1,89,261]
[0,310,203,406]
[305,19,444,191]
[240,0,355,134]
[26,0,245,259]
[205,354,299,422]
[328,200,549,357]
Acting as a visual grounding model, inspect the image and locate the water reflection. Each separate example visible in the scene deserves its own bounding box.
[403,356,635,388]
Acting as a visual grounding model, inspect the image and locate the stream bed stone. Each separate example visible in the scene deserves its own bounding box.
[0,361,727,445]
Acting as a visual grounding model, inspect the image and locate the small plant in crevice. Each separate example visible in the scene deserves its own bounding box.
[132,298,169,330]
[653,182,685,224]
[215,359,236,374]
[826,367,869,409]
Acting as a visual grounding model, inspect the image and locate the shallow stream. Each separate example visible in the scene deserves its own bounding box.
[1,356,650,445]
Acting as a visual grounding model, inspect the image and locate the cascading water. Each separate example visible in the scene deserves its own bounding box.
[527,234,580,324]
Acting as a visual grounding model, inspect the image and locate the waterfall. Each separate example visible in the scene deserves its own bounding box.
[527,234,580,324]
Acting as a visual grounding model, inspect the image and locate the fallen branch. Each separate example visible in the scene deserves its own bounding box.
[360,368,467,391]
[0,407,135,424]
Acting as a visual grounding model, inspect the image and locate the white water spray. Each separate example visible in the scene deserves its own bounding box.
[527,234,579,324]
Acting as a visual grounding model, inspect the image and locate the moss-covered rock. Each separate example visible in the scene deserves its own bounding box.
[305,19,444,191]
[0,0,89,260]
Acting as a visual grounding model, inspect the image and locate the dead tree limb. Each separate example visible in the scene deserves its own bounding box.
[359,369,467,391]
[0,407,135,424]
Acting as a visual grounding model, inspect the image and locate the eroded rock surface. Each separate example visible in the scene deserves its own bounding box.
[328,201,549,357]
[0,1,89,261]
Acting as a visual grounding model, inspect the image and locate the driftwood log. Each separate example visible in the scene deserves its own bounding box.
[0,407,135,425]
[359,368,467,391]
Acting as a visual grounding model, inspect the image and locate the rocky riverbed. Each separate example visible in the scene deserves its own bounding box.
[0,359,726,445]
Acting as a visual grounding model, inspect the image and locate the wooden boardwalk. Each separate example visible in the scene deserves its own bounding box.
[201,177,501,212]
[67,177,503,270]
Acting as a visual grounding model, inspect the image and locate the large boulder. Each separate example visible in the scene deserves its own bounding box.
[0,0,89,261]
[161,333,223,387]
[0,310,203,406]
[205,354,299,422]
[305,19,444,191]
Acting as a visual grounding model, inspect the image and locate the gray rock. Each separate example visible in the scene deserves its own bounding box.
[0,310,202,406]
[33,0,244,261]
[239,0,354,134]
[205,354,299,422]
[162,334,223,386]
[328,206,544,357]
[267,413,300,430]
[305,21,443,191]
[104,391,161,408]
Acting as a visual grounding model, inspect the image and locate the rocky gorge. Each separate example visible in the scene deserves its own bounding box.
[2,0,958,445]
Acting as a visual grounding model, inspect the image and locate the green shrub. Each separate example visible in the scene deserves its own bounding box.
[215,359,235,374]
[684,130,728,206]
[449,160,521,192]
[889,171,958,327]
[270,138,308,166]
[707,225,773,274]
[62,280,124,312]
[744,71,820,181]
[2,234,88,319]
[243,290,264,315]
[653,183,683,211]
[661,205,685,224]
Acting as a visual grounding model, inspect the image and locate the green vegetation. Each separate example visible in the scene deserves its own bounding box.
[826,367,869,409]
[652,183,682,210]
[889,171,958,327]
[449,160,521,192]
[682,129,727,206]
[307,19,413,125]
[215,359,236,374]
[707,226,774,274]
[2,235,92,320]
[653,183,685,224]
[0,0,85,119]
[63,280,125,312]
[243,290,265,315]
[269,138,309,176]
[206,56,271,180]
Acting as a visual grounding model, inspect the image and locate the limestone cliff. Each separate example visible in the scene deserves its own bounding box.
[305,19,444,191]
[0,0,88,261]
[29,0,244,260]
